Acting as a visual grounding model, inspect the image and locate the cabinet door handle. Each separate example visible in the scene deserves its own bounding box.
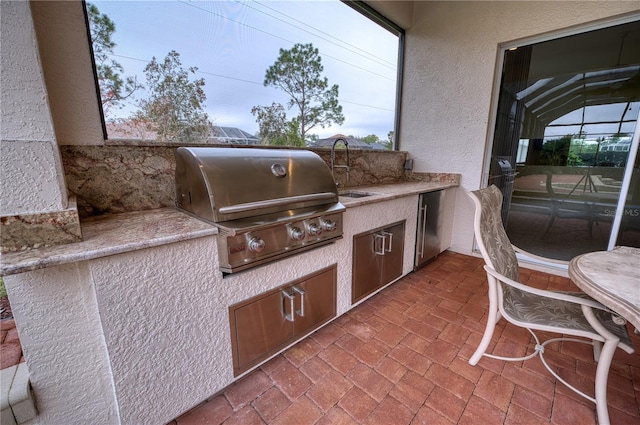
[374,233,386,255]
[381,231,393,252]
[418,205,427,256]
[292,286,305,317]
[281,290,295,322]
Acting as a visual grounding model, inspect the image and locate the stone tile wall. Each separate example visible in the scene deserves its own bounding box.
[3,142,459,252]
[60,144,413,218]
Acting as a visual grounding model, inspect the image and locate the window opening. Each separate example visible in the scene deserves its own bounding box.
[84,0,403,149]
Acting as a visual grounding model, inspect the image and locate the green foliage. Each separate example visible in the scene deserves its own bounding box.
[251,103,304,146]
[386,131,394,150]
[540,135,572,166]
[361,134,380,144]
[0,277,6,298]
[87,3,140,113]
[283,118,306,147]
[358,133,393,150]
[567,151,583,166]
[262,43,344,142]
[136,51,210,143]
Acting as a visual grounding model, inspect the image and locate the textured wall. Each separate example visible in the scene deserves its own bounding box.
[0,1,67,215]
[30,1,105,146]
[91,238,223,424]
[399,1,640,255]
[3,262,119,425]
[7,194,418,424]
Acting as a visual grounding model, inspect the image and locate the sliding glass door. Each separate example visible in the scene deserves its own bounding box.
[489,19,640,261]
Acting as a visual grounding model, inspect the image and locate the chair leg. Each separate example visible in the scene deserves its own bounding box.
[469,313,496,365]
[592,340,602,362]
[582,305,620,425]
[469,293,501,366]
[470,276,504,366]
[594,339,617,425]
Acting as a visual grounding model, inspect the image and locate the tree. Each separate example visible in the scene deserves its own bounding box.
[136,51,210,143]
[263,43,344,142]
[361,134,380,144]
[386,131,395,150]
[86,3,140,114]
[251,102,301,146]
[359,133,394,150]
[540,135,572,166]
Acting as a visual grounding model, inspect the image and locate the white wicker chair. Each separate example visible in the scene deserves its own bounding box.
[468,185,633,425]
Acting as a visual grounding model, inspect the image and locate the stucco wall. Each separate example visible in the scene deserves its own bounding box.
[91,237,223,424]
[5,194,419,424]
[30,1,105,146]
[3,262,119,425]
[0,1,68,216]
[399,1,640,256]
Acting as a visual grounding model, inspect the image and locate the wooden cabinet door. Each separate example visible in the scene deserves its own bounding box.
[293,267,336,335]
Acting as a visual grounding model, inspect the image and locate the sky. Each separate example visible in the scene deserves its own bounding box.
[91,0,399,141]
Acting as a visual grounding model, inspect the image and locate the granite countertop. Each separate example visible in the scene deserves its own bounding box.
[1,208,217,276]
[1,180,458,276]
[338,181,458,207]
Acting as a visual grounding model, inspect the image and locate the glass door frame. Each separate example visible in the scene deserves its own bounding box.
[481,12,640,267]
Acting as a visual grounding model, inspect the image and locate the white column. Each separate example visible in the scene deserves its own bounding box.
[0,0,68,216]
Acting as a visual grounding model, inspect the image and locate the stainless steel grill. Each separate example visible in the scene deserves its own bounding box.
[175,147,344,274]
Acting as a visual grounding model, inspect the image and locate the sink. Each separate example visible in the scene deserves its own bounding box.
[339,190,374,198]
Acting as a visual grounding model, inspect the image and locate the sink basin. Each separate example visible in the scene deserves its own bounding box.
[339,191,374,198]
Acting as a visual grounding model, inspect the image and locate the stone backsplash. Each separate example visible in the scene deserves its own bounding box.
[60,143,460,218]
[1,197,82,253]
[61,145,177,217]
[60,144,416,218]
[3,143,459,253]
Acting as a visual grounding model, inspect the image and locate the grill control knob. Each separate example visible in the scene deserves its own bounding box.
[307,223,323,236]
[289,226,306,241]
[322,219,337,232]
[248,237,266,253]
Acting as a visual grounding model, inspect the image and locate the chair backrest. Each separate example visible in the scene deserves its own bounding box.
[469,185,520,282]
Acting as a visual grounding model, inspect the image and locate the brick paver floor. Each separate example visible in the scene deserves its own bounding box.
[1,318,24,369]
[170,251,640,424]
[2,252,637,423]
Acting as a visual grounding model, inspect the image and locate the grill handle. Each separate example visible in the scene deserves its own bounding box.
[218,192,337,215]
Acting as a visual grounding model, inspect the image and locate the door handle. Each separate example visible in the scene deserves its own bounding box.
[281,290,295,322]
[292,286,305,317]
[418,205,427,256]
[381,231,393,252]
[374,233,386,255]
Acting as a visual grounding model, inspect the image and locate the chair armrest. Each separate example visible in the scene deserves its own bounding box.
[512,245,569,266]
[483,265,607,311]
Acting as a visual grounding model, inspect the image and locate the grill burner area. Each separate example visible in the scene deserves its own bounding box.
[175,147,345,274]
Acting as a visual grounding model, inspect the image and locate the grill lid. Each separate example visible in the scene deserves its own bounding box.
[175,147,341,223]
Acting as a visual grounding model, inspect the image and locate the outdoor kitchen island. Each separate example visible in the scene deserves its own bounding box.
[1,179,458,425]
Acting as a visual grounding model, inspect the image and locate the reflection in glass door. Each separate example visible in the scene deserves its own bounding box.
[489,20,640,261]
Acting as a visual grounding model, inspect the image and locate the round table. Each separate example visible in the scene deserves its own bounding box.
[569,246,640,331]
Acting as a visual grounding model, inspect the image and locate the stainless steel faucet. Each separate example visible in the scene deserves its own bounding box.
[331,138,350,186]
